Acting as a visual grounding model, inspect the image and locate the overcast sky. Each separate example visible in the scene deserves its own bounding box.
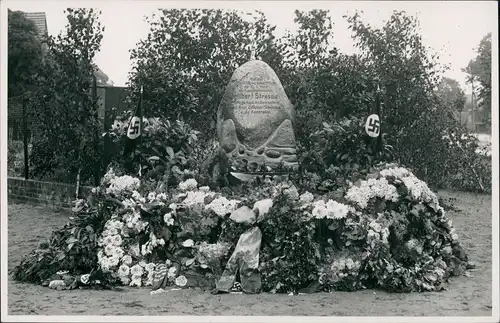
[4,1,497,93]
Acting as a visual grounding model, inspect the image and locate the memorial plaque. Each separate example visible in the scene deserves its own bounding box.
[217,60,297,171]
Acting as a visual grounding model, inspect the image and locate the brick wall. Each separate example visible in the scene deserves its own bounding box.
[8,177,92,209]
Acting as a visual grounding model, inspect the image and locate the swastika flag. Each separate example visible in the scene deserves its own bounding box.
[123,85,143,157]
[365,114,381,138]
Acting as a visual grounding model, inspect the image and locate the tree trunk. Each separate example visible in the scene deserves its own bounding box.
[76,168,81,198]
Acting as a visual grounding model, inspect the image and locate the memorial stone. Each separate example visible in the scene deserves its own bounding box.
[217,60,298,171]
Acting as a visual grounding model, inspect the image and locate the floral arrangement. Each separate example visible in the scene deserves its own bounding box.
[12,162,472,294]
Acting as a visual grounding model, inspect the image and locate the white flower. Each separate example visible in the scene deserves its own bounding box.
[105,245,116,256]
[106,175,141,196]
[145,263,156,272]
[179,178,198,191]
[311,199,353,219]
[129,243,140,257]
[284,186,299,199]
[145,273,155,286]
[369,221,382,233]
[113,247,125,259]
[103,235,114,246]
[157,193,167,201]
[325,200,354,219]
[129,276,142,287]
[120,276,130,285]
[134,220,148,232]
[157,238,165,246]
[367,229,379,240]
[175,275,187,287]
[130,264,144,276]
[299,191,314,204]
[164,213,175,226]
[169,203,178,211]
[205,196,240,216]
[131,190,142,200]
[345,177,399,209]
[199,186,210,192]
[312,200,328,219]
[118,264,130,277]
[121,255,133,266]
[108,255,120,268]
[111,235,123,246]
[380,166,438,205]
[167,266,177,278]
[345,258,355,270]
[141,243,152,256]
[182,191,213,206]
[182,239,194,247]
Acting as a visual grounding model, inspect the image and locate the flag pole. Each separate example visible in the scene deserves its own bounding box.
[138,84,144,177]
[375,84,382,157]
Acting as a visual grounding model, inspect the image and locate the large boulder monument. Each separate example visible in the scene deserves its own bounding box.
[217,60,298,173]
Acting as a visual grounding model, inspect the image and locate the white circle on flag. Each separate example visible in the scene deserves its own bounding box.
[365,114,380,138]
[127,116,141,139]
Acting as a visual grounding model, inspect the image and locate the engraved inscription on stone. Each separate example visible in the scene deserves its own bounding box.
[232,77,282,129]
[217,60,298,171]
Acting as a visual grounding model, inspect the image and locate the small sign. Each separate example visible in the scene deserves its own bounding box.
[127,116,141,139]
[365,114,380,138]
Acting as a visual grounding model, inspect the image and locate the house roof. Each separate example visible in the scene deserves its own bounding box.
[24,12,48,36]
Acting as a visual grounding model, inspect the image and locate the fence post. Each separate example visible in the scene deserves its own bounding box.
[92,76,100,187]
[22,99,29,180]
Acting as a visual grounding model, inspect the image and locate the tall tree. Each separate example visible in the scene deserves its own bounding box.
[437,77,466,113]
[463,33,491,128]
[94,65,112,85]
[128,9,281,133]
[8,10,44,178]
[7,10,43,100]
[30,8,105,184]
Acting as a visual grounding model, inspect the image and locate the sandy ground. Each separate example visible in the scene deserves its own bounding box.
[7,190,493,316]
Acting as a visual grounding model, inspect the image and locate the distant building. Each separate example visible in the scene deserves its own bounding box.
[460,93,490,133]
[24,12,48,36]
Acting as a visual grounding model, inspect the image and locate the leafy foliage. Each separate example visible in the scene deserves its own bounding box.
[437,77,466,113]
[463,33,491,130]
[259,193,320,293]
[126,9,490,193]
[104,114,201,188]
[128,9,282,132]
[11,191,115,284]
[12,164,472,294]
[29,8,104,185]
[7,10,43,100]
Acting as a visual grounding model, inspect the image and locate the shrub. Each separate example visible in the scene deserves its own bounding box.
[104,114,201,188]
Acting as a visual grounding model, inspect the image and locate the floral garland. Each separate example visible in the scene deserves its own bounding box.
[13,163,471,294]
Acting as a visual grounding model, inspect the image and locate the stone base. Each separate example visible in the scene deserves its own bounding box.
[220,118,298,172]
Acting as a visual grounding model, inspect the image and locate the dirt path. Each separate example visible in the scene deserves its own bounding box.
[7,190,493,316]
